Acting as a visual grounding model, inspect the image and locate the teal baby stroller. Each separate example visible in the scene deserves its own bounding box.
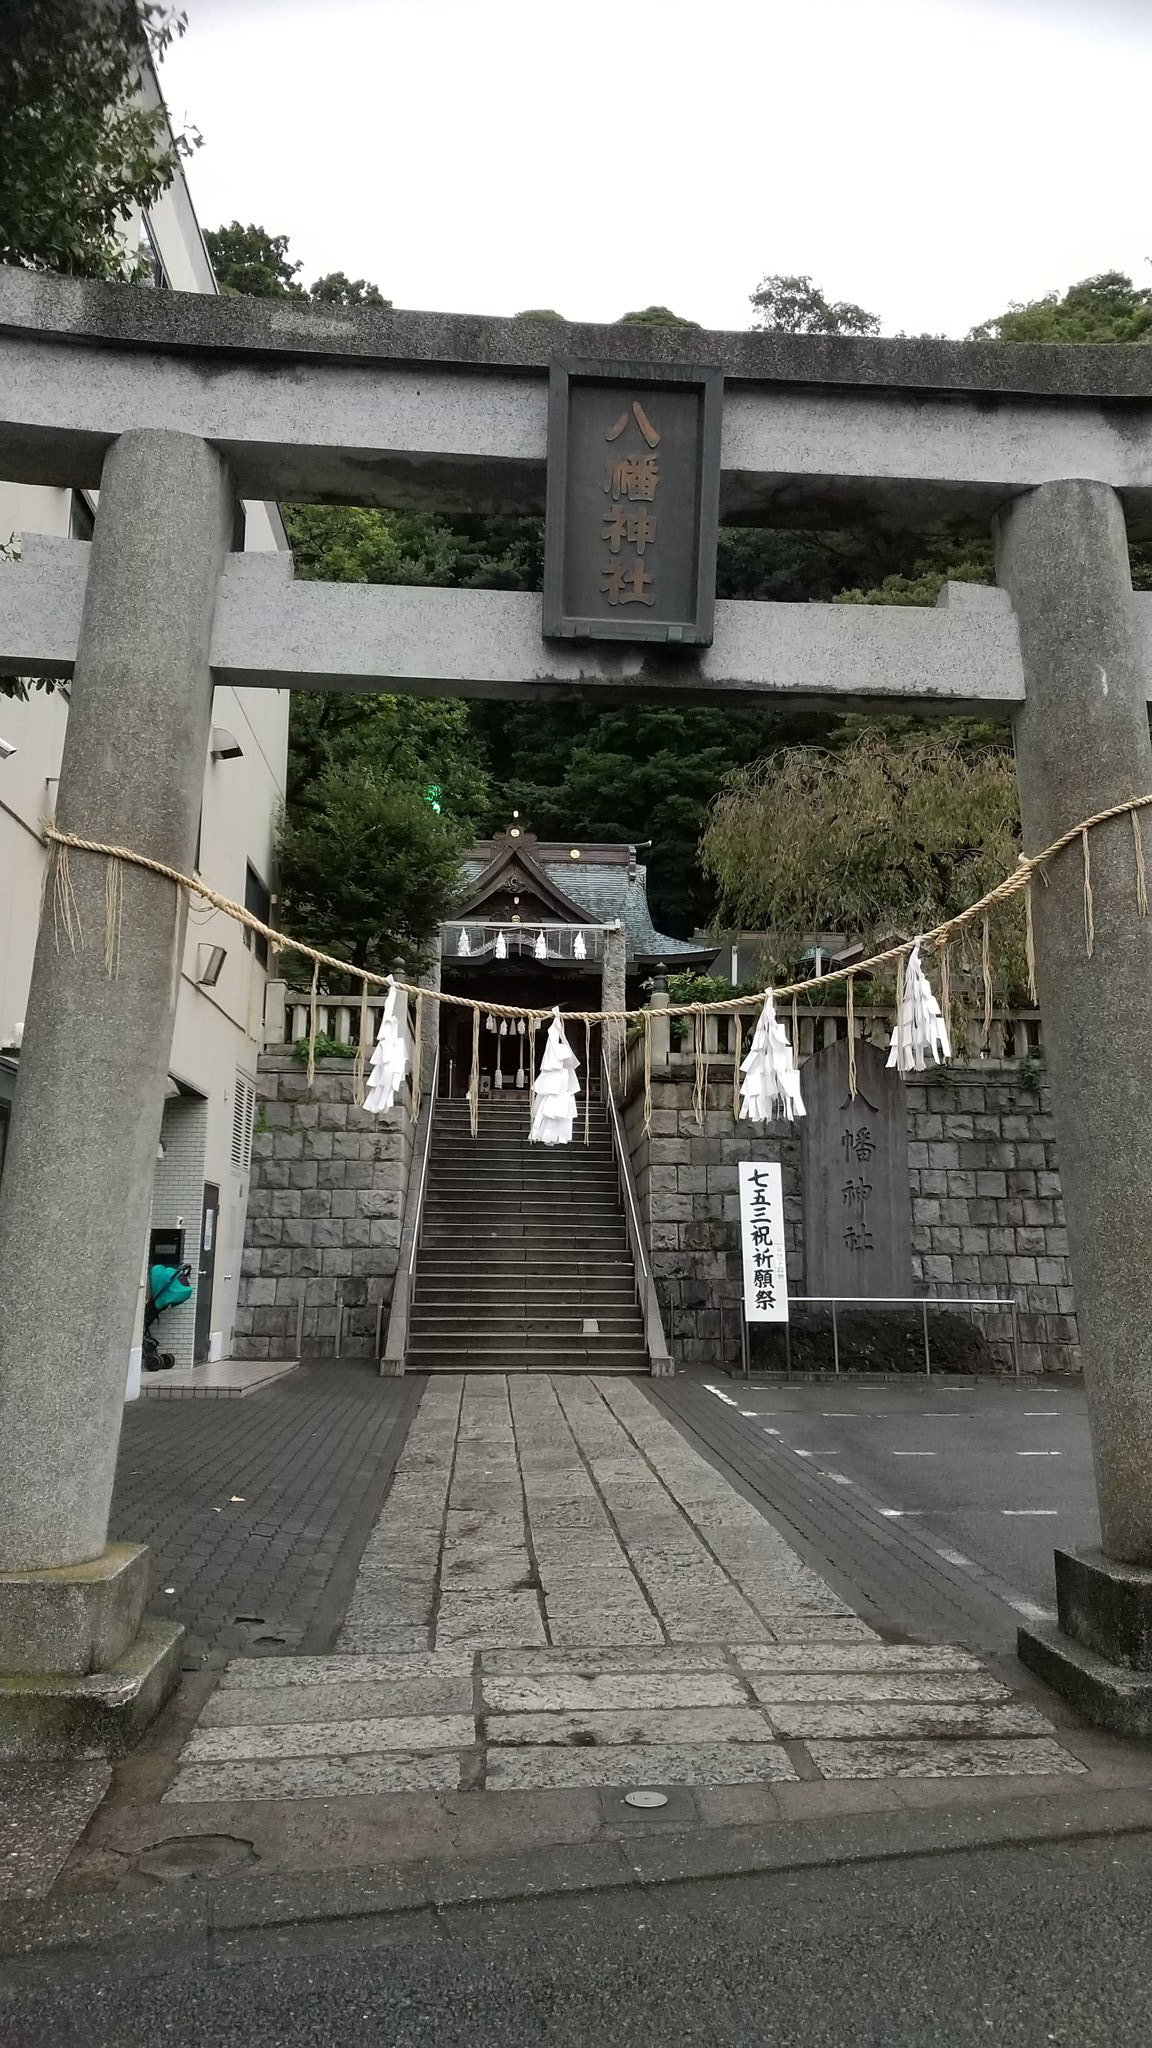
[142,1261,193,1372]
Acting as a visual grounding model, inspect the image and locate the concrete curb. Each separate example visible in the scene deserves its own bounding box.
[5,1785,1152,1972]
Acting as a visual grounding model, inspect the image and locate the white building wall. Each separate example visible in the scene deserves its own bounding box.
[0,82,290,1370]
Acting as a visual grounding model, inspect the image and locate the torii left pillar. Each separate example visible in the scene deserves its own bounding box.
[0,430,233,1754]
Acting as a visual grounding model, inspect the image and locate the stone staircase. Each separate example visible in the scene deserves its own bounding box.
[407,1095,650,1372]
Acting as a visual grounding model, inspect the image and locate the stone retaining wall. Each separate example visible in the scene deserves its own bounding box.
[232,1055,412,1360]
[624,1062,1077,1376]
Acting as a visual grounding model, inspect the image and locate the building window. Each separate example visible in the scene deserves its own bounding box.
[243,863,271,969]
[138,216,169,289]
[69,492,95,541]
[231,1073,255,1172]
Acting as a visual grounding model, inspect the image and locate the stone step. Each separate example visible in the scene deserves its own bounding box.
[412,1245,631,1261]
[416,1286,636,1301]
[409,1343,648,1367]
[409,1317,645,1337]
[416,1220,627,1236]
[423,1195,622,1214]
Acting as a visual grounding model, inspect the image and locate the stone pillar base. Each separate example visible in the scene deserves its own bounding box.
[0,1542,150,1676]
[0,1543,183,1757]
[1018,1548,1152,1737]
[0,1620,183,1758]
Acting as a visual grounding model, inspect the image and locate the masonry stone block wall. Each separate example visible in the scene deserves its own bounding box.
[232,1055,412,1360]
[625,1062,1077,1376]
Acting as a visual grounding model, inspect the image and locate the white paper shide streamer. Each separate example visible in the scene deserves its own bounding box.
[456,927,471,957]
[738,992,806,1123]
[573,930,587,960]
[887,943,951,1073]
[534,929,548,961]
[494,929,508,959]
[529,1005,580,1145]
[364,977,409,1114]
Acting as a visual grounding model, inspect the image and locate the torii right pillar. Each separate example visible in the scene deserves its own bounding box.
[998,479,1152,1730]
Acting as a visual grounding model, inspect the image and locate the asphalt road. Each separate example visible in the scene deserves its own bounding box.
[702,1378,1098,1616]
[4,1833,1151,2045]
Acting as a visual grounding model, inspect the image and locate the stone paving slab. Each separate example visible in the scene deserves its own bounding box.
[485,1744,799,1791]
[166,1753,462,1801]
[747,1673,1010,1706]
[162,1374,1085,1806]
[480,1646,731,1674]
[764,1701,1054,1741]
[220,1651,474,1688]
[484,1673,747,1714]
[201,1677,474,1725]
[804,1739,1086,1780]
[733,1644,985,1674]
[486,1710,779,1747]
[185,1713,474,1763]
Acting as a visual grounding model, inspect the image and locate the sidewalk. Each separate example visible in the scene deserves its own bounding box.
[6,1369,1152,1937]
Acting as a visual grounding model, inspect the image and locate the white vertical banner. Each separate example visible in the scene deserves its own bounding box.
[738,1161,789,1324]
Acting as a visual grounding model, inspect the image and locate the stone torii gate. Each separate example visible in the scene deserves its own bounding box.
[4,269,1152,1745]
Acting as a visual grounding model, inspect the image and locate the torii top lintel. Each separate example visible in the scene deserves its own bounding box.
[5,268,1152,533]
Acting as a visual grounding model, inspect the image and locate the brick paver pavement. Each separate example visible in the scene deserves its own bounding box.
[109,1362,422,1668]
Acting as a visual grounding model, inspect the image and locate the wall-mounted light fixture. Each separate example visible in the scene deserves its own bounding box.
[210,727,243,761]
[197,943,227,987]
[0,737,16,761]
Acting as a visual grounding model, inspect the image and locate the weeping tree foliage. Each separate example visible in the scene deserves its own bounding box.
[700,731,1026,997]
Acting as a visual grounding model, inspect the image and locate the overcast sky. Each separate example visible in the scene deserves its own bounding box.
[162,0,1152,336]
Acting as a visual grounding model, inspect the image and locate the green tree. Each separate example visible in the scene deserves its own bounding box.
[0,1,197,279]
[204,222,303,297]
[970,271,1152,344]
[204,224,389,306]
[700,730,1023,987]
[308,271,389,307]
[749,274,880,335]
[616,305,701,327]
[277,766,468,974]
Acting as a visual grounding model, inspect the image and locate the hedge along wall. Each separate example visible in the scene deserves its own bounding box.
[623,1062,1076,1376]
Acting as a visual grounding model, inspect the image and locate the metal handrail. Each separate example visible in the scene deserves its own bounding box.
[381,1048,439,1374]
[602,1048,673,1375]
[409,1054,440,1280]
[602,1051,649,1286]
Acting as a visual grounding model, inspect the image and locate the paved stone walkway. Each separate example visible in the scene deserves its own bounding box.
[164,1375,1082,1800]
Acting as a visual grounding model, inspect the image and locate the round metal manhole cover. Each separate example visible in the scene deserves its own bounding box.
[623,1790,669,1809]
[136,1835,259,1882]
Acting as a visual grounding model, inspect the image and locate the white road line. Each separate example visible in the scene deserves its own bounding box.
[705,1384,739,1407]
[792,1449,814,1459]
[1025,1411,1060,1417]
[739,1410,759,1418]
[1002,1509,1058,1516]
[762,1427,782,1437]
[878,1509,924,1518]
[822,1413,859,1418]
[1017,1450,1062,1457]
[936,1547,972,1567]
[892,1450,937,1457]
[823,1472,853,1485]
[1008,1598,1057,1622]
